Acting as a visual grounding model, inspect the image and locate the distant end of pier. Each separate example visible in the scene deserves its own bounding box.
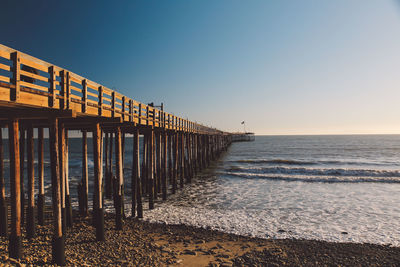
[231,132,255,142]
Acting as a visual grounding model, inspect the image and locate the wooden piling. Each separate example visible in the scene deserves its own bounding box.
[156,132,162,196]
[180,133,184,188]
[58,123,66,233]
[162,131,167,200]
[37,127,45,226]
[142,134,147,194]
[26,125,35,239]
[8,119,22,259]
[148,130,154,209]
[81,130,89,216]
[65,131,72,228]
[133,128,142,218]
[19,126,25,226]
[49,118,65,266]
[0,128,7,237]
[168,132,173,185]
[93,123,105,241]
[173,132,178,194]
[104,132,111,199]
[115,127,124,230]
[109,132,114,199]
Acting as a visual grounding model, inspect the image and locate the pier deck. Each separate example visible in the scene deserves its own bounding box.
[0,43,232,265]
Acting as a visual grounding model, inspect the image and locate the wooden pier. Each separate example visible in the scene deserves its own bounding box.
[0,44,232,265]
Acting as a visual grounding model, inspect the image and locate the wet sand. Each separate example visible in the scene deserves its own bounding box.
[0,212,400,266]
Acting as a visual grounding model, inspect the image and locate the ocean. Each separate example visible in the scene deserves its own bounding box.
[2,134,400,246]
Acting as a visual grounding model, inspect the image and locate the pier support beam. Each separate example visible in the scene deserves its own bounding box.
[115,127,124,230]
[93,123,105,241]
[79,131,89,216]
[104,133,110,199]
[132,128,142,218]
[37,127,45,226]
[49,118,65,266]
[19,126,25,226]
[173,132,178,194]
[9,119,22,259]
[26,125,35,239]
[162,131,167,200]
[65,131,72,228]
[148,130,154,209]
[58,123,66,233]
[168,132,173,186]
[180,133,184,188]
[0,128,7,237]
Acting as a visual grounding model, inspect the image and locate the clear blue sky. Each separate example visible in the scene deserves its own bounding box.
[1,0,400,135]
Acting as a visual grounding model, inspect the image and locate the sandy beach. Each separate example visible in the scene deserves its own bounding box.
[0,211,400,266]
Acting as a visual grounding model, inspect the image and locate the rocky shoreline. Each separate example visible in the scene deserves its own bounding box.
[0,212,400,266]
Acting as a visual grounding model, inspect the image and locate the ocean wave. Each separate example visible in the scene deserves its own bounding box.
[233,159,316,165]
[225,166,400,178]
[230,158,396,166]
[220,171,400,183]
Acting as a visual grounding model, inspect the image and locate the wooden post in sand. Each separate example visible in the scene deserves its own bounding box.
[180,132,185,188]
[65,131,73,228]
[104,132,111,199]
[19,126,25,226]
[157,132,162,195]
[49,118,65,266]
[133,128,143,218]
[58,123,66,233]
[26,124,35,239]
[148,130,154,210]
[37,127,45,226]
[168,132,173,186]
[115,127,124,230]
[93,123,105,241]
[162,131,168,200]
[0,128,7,237]
[8,119,22,259]
[81,130,89,216]
[108,132,114,199]
[186,133,192,183]
[142,134,147,195]
[173,132,178,194]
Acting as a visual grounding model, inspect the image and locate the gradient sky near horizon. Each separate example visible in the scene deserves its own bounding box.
[1,1,400,135]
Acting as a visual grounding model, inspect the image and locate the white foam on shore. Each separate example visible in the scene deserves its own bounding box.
[139,174,400,247]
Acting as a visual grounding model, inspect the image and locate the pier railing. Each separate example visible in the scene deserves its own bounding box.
[0,44,222,134]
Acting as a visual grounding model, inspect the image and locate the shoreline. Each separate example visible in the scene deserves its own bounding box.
[0,212,400,266]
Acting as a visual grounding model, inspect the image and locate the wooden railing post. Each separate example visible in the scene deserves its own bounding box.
[121,96,125,121]
[146,106,149,126]
[138,103,142,125]
[82,79,87,113]
[49,66,56,107]
[98,86,103,116]
[11,52,20,102]
[129,99,133,122]
[111,91,115,117]
[61,70,70,109]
